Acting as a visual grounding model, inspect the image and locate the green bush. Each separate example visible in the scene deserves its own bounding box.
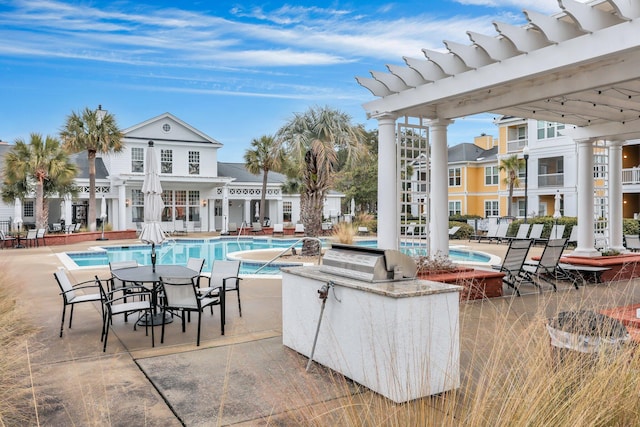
[449,221,474,239]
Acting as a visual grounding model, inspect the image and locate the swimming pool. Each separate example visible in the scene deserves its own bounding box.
[58,237,499,274]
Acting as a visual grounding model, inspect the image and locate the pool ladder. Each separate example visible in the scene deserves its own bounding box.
[252,237,323,274]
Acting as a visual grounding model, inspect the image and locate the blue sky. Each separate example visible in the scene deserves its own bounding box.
[0,0,565,162]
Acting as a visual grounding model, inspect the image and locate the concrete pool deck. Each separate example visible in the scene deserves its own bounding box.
[4,236,639,425]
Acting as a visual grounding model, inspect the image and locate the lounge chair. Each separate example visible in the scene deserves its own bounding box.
[567,226,578,247]
[522,238,571,291]
[473,224,498,242]
[357,226,369,235]
[549,224,565,240]
[528,224,544,245]
[321,222,333,235]
[272,223,284,236]
[24,229,37,247]
[294,223,305,236]
[448,226,460,239]
[491,238,533,296]
[251,222,264,234]
[174,219,187,235]
[486,222,509,244]
[227,222,238,235]
[625,235,640,252]
[513,223,531,240]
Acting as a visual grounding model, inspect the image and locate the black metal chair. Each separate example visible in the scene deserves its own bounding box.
[159,276,224,346]
[54,269,102,337]
[199,260,242,318]
[492,238,533,296]
[97,276,154,352]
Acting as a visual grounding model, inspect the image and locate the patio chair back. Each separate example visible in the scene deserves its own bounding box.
[228,222,238,234]
[515,223,531,239]
[568,226,578,245]
[625,234,640,252]
[549,224,565,239]
[54,269,77,301]
[495,238,533,295]
[448,226,460,237]
[187,257,205,274]
[208,260,241,291]
[294,223,305,235]
[161,276,199,310]
[529,224,544,240]
[272,223,284,235]
[522,238,568,292]
[109,260,139,291]
[251,222,263,233]
[174,219,187,234]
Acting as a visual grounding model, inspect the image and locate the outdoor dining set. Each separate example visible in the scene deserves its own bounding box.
[54,258,242,351]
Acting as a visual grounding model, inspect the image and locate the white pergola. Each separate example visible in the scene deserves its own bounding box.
[357,0,640,257]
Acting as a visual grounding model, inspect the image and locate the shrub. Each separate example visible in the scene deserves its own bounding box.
[331,222,356,244]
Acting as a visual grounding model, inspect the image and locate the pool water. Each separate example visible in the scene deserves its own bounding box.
[65,237,495,274]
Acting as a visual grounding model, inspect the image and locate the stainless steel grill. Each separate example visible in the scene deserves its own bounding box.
[320,244,417,282]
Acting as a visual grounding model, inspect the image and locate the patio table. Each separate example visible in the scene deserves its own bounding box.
[111,265,199,326]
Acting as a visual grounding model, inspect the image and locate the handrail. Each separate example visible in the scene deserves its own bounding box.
[252,237,323,274]
[236,221,247,243]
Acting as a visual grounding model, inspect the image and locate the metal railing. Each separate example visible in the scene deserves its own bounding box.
[236,221,247,243]
[252,237,323,274]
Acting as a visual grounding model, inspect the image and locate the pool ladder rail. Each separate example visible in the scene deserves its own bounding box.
[252,237,324,274]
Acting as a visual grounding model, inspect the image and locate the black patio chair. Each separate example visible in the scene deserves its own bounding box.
[54,269,103,337]
[492,238,533,296]
[522,238,571,291]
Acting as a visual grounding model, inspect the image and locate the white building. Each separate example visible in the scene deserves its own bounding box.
[0,113,344,232]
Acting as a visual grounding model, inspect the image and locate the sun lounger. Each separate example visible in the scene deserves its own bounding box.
[448,226,460,239]
[625,234,640,252]
[491,238,533,296]
[474,224,498,243]
[513,223,531,240]
[522,238,570,291]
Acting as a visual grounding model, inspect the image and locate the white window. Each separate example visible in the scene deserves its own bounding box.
[23,200,34,217]
[283,201,292,222]
[131,147,144,173]
[449,201,461,216]
[189,151,200,175]
[485,166,499,185]
[132,189,144,223]
[537,121,565,139]
[448,167,461,186]
[485,200,499,217]
[161,149,173,174]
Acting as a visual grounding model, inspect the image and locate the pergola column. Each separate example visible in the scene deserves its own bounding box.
[118,184,126,230]
[573,138,600,257]
[428,118,453,258]
[609,140,625,252]
[375,112,398,249]
[221,187,229,233]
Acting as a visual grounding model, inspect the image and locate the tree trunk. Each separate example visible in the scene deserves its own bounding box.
[88,150,97,231]
[35,180,45,230]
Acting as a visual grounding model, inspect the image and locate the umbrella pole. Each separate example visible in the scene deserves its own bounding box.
[151,243,157,272]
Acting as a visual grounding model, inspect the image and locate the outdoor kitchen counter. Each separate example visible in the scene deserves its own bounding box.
[282,265,461,404]
[280,266,462,298]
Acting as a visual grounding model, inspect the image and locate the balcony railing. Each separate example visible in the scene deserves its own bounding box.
[538,173,564,187]
[623,167,640,184]
[507,139,527,152]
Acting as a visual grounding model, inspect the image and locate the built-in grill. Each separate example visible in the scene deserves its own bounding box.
[320,243,417,282]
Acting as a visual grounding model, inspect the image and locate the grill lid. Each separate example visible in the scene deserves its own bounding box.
[320,244,417,282]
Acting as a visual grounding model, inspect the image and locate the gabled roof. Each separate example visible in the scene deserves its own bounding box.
[122,112,223,147]
[71,153,109,180]
[217,162,287,184]
[448,143,497,163]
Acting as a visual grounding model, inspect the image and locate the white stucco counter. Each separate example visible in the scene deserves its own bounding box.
[281,266,461,403]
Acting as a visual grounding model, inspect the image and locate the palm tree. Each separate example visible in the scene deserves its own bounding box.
[2,133,78,229]
[243,135,283,226]
[277,106,366,254]
[499,154,524,218]
[60,106,123,231]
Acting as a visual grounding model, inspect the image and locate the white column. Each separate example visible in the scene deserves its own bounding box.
[375,113,398,249]
[221,187,229,233]
[64,194,72,231]
[276,199,284,224]
[609,140,625,252]
[573,138,600,257]
[244,199,251,225]
[118,184,126,230]
[429,119,453,258]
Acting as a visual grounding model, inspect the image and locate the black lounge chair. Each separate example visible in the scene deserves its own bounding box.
[492,238,533,296]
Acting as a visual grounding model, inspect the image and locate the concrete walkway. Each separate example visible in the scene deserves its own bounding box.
[4,237,640,425]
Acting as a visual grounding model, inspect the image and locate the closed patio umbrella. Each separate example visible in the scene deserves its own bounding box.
[139,141,166,272]
[97,194,108,241]
[553,191,562,238]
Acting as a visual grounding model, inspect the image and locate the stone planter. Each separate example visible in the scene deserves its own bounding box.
[417,268,505,301]
[561,254,640,282]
